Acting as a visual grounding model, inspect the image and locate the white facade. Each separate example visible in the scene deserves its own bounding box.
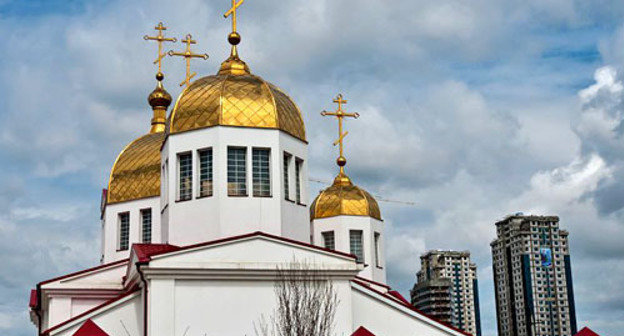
[312,215,386,284]
[161,126,309,246]
[33,234,469,336]
[102,197,161,263]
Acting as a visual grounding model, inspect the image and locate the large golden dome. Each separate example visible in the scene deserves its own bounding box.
[169,50,306,141]
[107,132,165,204]
[310,173,382,221]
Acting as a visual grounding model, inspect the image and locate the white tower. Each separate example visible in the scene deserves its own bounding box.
[101,69,172,263]
[310,95,386,283]
[160,30,309,246]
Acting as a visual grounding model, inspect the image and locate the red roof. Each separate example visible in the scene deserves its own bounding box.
[352,326,376,336]
[72,319,109,336]
[387,290,410,305]
[29,289,37,308]
[132,243,180,263]
[351,279,472,336]
[575,327,600,336]
[133,231,358,263]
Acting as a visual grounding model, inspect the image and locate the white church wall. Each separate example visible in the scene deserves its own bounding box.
[162,126,309,246]
[351,283,464,336]
[102,197,161,263]
[48,293,142,336]
[312,216,386,283]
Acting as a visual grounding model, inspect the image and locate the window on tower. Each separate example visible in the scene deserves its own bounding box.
[228,147,247,196]
[295,158,303,204]
[198,148,213,197]
[118,212,130,251]
[252,148,271,197]
[141,208,152,243]
[350,230,364,263]
[283,153,292,200]
[322,231,335,250]
[374,232,381,267]
[178,152,192,201]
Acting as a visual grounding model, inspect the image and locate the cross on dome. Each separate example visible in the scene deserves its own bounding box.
[321,94,360,175]
[167,34,209,87]
[143,22,177,77]
[224,0,244,33]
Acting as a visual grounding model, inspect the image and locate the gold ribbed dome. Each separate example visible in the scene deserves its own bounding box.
[310,173,382,221]
[107,132,165,204]
[169,51,306,141]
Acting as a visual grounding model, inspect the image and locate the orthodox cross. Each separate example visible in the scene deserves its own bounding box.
[167,34,209,87]
[321,94,360,174]
[143,22,177,75]
[224,0,245,32]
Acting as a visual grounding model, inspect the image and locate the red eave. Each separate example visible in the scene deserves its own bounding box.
[29,289,37,308]
[574,327,600,336]
[355,276,391,290]
[39,258,129,286]
[352,279,472,336]
[71,319,109,336]
[136,231,358,263]
[387,290,410,305]
[352,326,376,336]
[42,288,140,336]
[132,243,180,263]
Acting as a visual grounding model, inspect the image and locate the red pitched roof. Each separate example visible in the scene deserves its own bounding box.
[29,289,37,308]
[132,243,180,263]
[352,326,376,336]
[72,319,109,336]
[575,327,600,336]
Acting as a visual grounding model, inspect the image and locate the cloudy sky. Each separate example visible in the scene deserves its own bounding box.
[1,0,624,335]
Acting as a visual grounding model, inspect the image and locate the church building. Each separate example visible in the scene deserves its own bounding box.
[29,4,472,336]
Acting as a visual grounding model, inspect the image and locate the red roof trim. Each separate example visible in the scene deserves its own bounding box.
[352,279,472,336]
[132,243,180,263]
[354,276,392,290]
[72,319,109,336]
[352,326,376,336]
[29,289,37,308]
[39,259,129,286]
[387,290,410,305]
[42,288,140,335]
[137,231,357,263]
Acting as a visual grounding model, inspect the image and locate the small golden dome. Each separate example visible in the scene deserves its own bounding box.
[107,132,165,204]
[310,173,382,221]
[169,51,306,141]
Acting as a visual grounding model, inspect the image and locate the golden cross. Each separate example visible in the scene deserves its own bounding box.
[143,22,177,74]
[224,0,245,32]
[167,34,209,87]
[321,94,360,173]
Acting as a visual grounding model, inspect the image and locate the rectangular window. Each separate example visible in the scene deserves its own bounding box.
[322,231,335,250]
[178,152,192,201]
[283,153,291,200]
[374,232,381,267]
[350,230,364,262]
[252,148,271,197]
[295,158,303,203]
[228,147,247,196]
[141,209,152,243]
[198,148,213,197]
[118,212,130,251]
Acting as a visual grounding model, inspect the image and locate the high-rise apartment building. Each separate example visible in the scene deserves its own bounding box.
[410,250,482,336]
[491,214,578,336]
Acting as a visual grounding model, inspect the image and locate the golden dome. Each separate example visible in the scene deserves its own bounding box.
[107,132,165,204]
[169,49,306,141]
[310,173,382,221]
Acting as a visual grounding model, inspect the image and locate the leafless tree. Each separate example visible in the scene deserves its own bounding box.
[254,260,340,336]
